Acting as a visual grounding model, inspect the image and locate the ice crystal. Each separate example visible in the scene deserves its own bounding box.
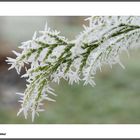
[6,16,140,121]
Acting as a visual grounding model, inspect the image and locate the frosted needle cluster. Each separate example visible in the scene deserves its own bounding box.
[6,16,140,121]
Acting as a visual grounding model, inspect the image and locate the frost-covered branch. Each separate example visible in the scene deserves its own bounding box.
[6,16,140,121]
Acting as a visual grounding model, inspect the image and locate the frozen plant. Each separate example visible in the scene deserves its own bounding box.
[6,16,140,121]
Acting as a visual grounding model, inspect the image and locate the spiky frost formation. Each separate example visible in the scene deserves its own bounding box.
[6,16,140,121]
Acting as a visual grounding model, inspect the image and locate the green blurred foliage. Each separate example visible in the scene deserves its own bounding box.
[1,50,140,124]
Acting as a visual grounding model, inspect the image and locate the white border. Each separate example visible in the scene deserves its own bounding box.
[0,124,140,138]
[0,2,139,16]
[0,2,140,138]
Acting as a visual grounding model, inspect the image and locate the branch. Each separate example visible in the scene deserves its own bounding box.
[6,16,140,121]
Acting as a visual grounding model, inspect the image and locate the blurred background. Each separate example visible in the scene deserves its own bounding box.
[0,16,140,124]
